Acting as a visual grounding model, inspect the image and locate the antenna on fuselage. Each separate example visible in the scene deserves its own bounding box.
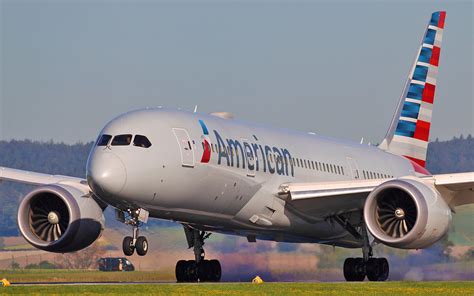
[193,105,198,113]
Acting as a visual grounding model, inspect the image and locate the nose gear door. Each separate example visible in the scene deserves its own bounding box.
[173,128,195,168]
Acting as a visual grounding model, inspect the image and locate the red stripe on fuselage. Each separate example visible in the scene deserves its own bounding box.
[201,139,211,163]
[403,155,430,174]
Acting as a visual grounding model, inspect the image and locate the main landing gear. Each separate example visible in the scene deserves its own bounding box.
[343,225,389,281]
[335,215,389,281]
[118,208,149,256]
[175,226,222,282]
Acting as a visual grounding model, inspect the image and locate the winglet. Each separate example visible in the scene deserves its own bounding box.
[379,11,446,168]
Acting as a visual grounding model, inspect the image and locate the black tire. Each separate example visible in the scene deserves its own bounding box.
[122,236,134,256]
[135,236,148,256]
[176,260,187,282]
[377,258,389,281]
[209,259,222,282]
[197,260,210,282]
[366,258,389,281]
[343,258,355,281]
[185,260,198,282]
[366,258,380,281]
[353,258,366,281]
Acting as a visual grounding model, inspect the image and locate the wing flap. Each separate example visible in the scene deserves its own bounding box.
[278,179,384,201]
[278,179,386,218]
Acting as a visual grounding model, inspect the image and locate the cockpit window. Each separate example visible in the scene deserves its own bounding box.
[133,135,152,148]
[97,134,112,146]
[111,134,132,146]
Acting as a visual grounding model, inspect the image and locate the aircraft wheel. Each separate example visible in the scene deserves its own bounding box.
[367,258,389,281]
[209,259,222,282]
[343,258,355,281]
[176,260,187,282]
[122,236,134,256]
[352,258,366,281]
[135,236,148,256]
[343,258,366,281]
[197,260,211,282]
[185,260,198,282]
[366,258,389,282]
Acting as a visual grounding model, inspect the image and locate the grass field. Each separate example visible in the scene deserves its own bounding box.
[0,269,174,283]
[2,282,474,295]
[1,271,474,295]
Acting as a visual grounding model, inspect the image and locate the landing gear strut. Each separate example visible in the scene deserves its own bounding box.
[336,215,389,281]
[175,226,222,282]
[119,208,149,256]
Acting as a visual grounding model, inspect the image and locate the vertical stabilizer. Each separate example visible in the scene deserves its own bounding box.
[379,11,446,168]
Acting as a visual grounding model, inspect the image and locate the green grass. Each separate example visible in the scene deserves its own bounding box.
[0,269,174,283]
[2,282,474,295]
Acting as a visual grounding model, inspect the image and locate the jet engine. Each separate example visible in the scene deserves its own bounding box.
[17,184,105,253]
[364,178,451,249]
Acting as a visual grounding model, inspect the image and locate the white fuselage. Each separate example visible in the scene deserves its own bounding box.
[86,108,419,248]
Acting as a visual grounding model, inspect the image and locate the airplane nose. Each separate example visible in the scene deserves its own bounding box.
[87,152,127,195]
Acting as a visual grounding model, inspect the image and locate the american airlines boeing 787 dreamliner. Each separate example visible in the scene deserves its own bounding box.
[1,11,473,282]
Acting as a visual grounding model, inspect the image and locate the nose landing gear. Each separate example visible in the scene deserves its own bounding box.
[118,208,149,256]
[175,225,222,282]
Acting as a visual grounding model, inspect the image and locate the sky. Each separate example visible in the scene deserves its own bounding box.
[1,0,473,144]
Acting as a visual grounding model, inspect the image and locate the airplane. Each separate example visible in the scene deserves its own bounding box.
[1,11,473,282]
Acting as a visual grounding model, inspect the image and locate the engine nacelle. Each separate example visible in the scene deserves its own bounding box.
[17,184,105,253]
[364,178,451,249]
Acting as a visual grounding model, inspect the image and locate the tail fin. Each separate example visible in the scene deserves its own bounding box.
[379,11,446,168]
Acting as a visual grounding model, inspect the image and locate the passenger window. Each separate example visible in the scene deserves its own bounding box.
[112,134,132,146]
[97,134,112,146]
[133,135,152,148]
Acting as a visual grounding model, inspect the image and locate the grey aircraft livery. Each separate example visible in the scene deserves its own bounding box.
[1,11,473,282]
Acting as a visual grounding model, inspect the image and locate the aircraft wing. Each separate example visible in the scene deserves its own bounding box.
[431,172,474,207]
[0,166,89,191]
[277,172,474,218]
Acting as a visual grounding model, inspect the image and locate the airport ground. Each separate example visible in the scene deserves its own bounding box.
[1,270,474,295]
[2,281,474,295]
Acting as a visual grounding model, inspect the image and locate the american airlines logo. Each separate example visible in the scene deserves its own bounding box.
[198,120,294,177]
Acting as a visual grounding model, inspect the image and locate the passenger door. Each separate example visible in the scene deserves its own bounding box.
[346,157,360,179]
[173,128,195,168]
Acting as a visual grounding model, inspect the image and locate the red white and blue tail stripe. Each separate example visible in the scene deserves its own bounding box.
[379,11,446,170]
